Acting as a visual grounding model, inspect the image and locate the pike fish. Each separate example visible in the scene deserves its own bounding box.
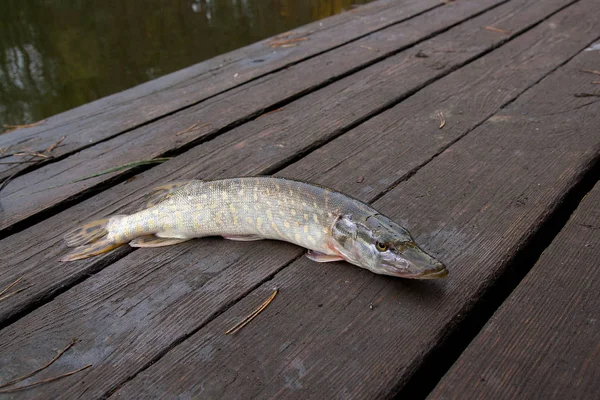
[61,177,448,279]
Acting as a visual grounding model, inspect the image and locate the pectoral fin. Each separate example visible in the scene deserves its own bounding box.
[306,250,344,263]
[129,235,191,248]
[222,234,264,241]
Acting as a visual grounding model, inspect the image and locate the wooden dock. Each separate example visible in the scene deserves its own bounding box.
[0,0,598,398]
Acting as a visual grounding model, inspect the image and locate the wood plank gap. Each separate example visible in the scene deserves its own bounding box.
[397,158,600,400]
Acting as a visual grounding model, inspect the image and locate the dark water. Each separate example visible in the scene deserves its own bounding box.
[0,0,372,127]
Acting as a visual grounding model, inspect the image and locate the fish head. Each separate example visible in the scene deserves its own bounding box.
[329,214,448,279]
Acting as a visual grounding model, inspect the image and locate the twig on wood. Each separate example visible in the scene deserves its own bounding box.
[2,119,46,134]
[70,158,172,183]
[226,288,279,334]
[0,338,77,389]
[581,69,600,76]
[484,26,508,34]
[574,93,600,98]
[3,135,66,165]
[45,136,66,154]
[437,112,446,129]
[593,81,600,84]
[0,365,92,393]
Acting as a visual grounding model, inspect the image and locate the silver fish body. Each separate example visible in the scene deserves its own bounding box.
[62,177,447,279]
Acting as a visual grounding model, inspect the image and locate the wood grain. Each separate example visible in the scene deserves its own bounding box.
[110,29,600,399]
[0,0,443,180]
[0,0,585,327]
[428,182,600,399]
[0,0,511,234]
[0,1,599,398]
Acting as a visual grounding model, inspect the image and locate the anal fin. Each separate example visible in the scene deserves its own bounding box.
[306,250,344,263]
[222,234,264,241]
[129,235,191,248]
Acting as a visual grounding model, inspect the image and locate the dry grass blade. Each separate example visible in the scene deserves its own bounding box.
[581,69,600,75]
[484,26,508,34]
[437,112,446,129]
[0,365,92,393]
[2,119,46,134]
[593,81,600,84]
[269,37,307,48]
[0,277,22,298]
[0,338,77,389]
[226,288,279,334]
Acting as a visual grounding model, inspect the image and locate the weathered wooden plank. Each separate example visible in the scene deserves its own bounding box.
[0,0,442,180]
[109,35,600,399]
[0,0,581,327]
[1,2,598,398]
[0,0,518,234]
[428,181,600,399]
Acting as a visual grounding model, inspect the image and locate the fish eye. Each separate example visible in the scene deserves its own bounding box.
[375,241,388,252]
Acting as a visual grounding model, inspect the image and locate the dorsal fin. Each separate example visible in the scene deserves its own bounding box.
[138,181,193,211]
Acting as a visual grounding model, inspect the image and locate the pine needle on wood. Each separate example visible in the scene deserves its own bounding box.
[226,288,279,334]
[0,365,92,393]
[0,338,77,389]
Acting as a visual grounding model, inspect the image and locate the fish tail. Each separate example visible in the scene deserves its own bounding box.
[60,215,126,261]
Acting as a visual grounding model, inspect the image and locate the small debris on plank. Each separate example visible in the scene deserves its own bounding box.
[415,50,429,58]
[437,112,446,129]
[356,175,364,183]
[484,26,509,34]
[360,45,379,52]
[268,36,308,48]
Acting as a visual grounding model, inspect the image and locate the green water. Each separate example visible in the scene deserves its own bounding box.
[0,0,372,127]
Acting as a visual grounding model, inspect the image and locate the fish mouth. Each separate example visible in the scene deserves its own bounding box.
[412,266,449,279]
[388,246,448,279]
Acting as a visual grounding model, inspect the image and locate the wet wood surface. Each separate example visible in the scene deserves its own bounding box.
[0,0,599,398]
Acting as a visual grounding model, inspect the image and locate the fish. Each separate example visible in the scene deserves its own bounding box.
[61,177,448,279]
